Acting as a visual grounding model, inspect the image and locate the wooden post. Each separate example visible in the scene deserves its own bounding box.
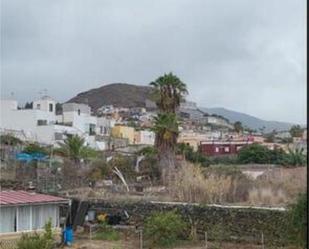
[261,232,264,249]
[139,229,143,249]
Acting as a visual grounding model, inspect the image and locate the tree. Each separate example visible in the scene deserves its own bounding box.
[289,125,303,138]
[150,72,188,113]
[56,135,97,163]
[234,121,243,133]
[152,113,179,183]
[24,102,33,109]
[150,73,188,183]
[238,143,272,164]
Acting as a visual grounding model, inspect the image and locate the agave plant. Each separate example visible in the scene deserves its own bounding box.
[285,148,307,166]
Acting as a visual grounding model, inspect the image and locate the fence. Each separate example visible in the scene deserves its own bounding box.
[0,239,18,249]
[74,226,269,249]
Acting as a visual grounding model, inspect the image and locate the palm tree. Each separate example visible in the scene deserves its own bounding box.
[56,135,97,163]
[151,112,179,183]
[150,72,188,113]
[150,73,188,184]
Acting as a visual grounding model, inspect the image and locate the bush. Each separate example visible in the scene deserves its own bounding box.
[177,143,210,166]
[238,143,288,165]
[144,210,187,247]
[238,144,272,164]
[287,192,307,248]
[17,220,54,249]
[23,143,48,155]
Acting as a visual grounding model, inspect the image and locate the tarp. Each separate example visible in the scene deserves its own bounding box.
[16,152,48,162]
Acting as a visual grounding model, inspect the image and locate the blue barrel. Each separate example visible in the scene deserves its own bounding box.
[63,226,73,245]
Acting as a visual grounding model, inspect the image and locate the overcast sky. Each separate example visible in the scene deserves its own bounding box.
[0,0,306,124]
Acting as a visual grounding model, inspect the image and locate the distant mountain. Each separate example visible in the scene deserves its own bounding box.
[67,83,154,111]
[67,83,297,132]
[200,107,295,133]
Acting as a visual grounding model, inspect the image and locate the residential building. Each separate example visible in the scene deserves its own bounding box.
[205,115,233,129]
[199,140,253,156]
[0,98,103,149]
[0,98,57,142]
[96,117,116,136]
[0,191,68,234]
[134,130,155,145]
[111,125,135,144]
[57,103,96,135]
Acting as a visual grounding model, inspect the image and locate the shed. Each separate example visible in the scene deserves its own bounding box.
[0,190,68,234]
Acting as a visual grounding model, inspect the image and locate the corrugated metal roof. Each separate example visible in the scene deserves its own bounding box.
[0,191,68,206]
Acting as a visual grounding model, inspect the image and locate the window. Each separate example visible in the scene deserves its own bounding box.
[49,103,53,112]
[55,133,63,140]
[215,147,219,153]
[78,109,81,115]
[224,147,230,152]
[37,120,47,126]
[37,104,41,110]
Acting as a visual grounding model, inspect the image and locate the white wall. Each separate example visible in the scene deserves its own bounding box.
[0,204,59,233]
[96,117,115,135]
[139,130,155,145]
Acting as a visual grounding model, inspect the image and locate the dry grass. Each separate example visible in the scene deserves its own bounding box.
[170,162,232,203]
[249,167,307,205]
[170,163,306,206]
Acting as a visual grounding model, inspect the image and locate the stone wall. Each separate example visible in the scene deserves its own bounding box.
[87,200,289,246]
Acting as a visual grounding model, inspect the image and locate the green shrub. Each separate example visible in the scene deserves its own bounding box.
[287,193,307,248]
[177,143,210,166]
[144,210,187,247]
[93,221,120,241]
[238,143,272,164]
[23,143,48,155]
[17,220,54,249]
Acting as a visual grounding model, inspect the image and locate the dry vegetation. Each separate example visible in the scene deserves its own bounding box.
[169,162,306,206]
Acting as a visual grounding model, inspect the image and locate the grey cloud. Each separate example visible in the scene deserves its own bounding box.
[0,0,306,124]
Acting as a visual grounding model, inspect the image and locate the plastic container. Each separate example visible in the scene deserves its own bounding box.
[63,226,73,245]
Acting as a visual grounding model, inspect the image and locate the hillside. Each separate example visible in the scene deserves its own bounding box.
[200,107,294,133]
[67,83,154,111]
[67,83,296,132]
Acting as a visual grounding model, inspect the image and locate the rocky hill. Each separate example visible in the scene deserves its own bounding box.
[67,83,154,111]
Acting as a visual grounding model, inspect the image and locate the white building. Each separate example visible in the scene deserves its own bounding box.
[57,103,96,135]
[0,191,68,234]
[0,98,111,150]
[0,98,57,142]
[135,130,155,145]
[96,117,115,136]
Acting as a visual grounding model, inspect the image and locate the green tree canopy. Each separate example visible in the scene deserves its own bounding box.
[289,125,303,137]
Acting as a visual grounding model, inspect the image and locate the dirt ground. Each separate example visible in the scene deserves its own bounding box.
[63,239,300,249]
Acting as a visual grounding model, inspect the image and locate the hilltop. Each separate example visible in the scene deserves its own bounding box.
[67,83,154,111]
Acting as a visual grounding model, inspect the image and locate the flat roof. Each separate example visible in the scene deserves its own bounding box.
[0,191,68,206]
